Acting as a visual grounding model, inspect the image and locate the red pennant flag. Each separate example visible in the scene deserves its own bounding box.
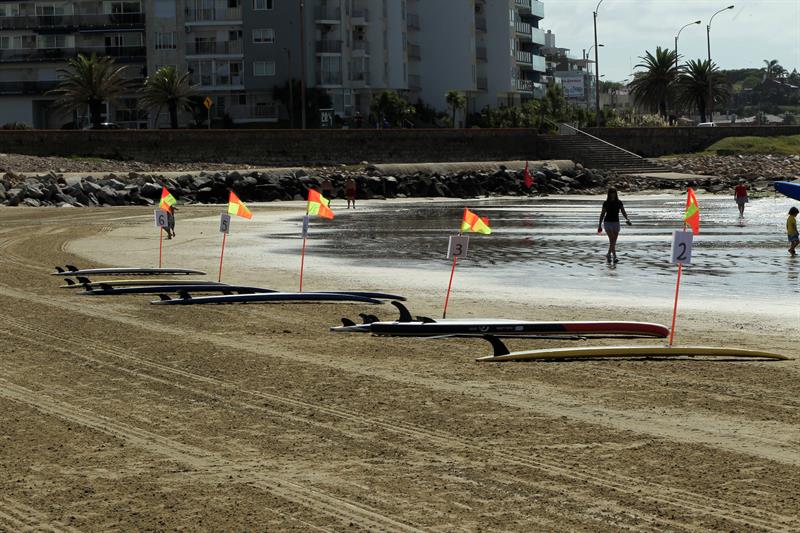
[683,188,700,235]
[523,161,533,189]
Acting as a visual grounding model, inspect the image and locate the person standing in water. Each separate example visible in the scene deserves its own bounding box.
[345,177,357,209]
[787,206,799,256]
[598,188,631,263]
[734,180,748,218]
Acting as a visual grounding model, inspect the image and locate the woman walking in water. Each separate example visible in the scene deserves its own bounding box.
[598,188,631,263]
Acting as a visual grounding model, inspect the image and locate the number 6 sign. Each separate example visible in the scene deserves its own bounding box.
[670,230,693,265]
[154,209,169,229]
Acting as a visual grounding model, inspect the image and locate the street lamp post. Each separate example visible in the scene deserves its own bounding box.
[674,20,701,70]
[585,44,604,112]
[706,5,734,123]
[593,0,605,127]
[284,48,294,128]
[299,0,307,129]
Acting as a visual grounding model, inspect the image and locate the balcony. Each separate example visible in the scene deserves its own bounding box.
[351,40,369,54]
[475,15,486,32]
[185,7,242,24]
[192,73,243,89]
[0,46,145,63]
[407,13,420,30]
[408,74,421,90]
[476,46,487,61]
[515,50,532,65]
[514,20,531,38]
[408,43,421,60]
[350,71,370,87]
[531,26,545,45]
[0,12,145,31]
[477,76,488,91]
[314,6,341,22]
[351,7,369,24]
[0,80,60,95]
[513,78,534,93]
[186,40,243,56]
[531,0,545,19]
[316,70,342,86]
[533,54,546,72]
[315,40,342,54]
[514,0,531,12]
[215,103,279,122]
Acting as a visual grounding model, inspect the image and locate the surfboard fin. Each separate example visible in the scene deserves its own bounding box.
[416,316,436,323]
[98,283,112,291]
[391,301,413,323]
[63,278,75,286]
[157,294,172,301]
[341,318,356,327]
[483,335,510,357]
[54,266,64,273]
[358,313,379,324]
[65,264,78,271]
[177,290,192,300]
[76,276,91,284]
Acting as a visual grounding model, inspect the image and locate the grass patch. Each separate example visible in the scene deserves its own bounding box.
[706,134,800,155]
[66,155,107,162]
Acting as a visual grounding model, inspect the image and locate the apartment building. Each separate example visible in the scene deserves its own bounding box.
[0,0,546,128]
[0,0,148,128]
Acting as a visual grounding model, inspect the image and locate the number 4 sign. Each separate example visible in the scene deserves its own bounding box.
[671,230,693,265]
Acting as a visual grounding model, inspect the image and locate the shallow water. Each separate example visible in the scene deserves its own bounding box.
[264,194,799,314]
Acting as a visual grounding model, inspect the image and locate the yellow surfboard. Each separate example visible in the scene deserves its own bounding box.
[476,345,791,362]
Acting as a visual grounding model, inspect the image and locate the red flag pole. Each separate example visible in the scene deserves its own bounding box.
[299,236,307,292]
[158,228,164,268]
[668,262,683,347]
[442,255,458,318]
[217,232,227,282]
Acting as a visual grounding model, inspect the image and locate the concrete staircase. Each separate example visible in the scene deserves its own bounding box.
[541,130,673,174]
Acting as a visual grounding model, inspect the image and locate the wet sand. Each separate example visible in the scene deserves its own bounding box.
[1,205,799,531]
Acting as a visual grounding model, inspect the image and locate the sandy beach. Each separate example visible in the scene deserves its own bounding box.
[1,204,799,531]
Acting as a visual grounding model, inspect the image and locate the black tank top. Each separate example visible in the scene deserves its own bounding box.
[603,200,623,223]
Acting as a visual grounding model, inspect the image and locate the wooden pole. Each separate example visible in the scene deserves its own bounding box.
[158,228,164,268]
[218,232,227,282]
[442,255,458,318]
[299,237,307,292]
[669,262,683,347]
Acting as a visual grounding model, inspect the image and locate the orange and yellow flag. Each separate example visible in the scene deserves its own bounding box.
[228,191,252,219]
[683,188,700,235]
[460,208,491,235]
[159,186,176,211]
[307,189,334,219]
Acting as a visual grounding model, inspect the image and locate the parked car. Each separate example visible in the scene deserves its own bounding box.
[696,122,717,127]
[83,122,124,130]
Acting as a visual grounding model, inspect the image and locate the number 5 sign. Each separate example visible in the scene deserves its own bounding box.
[670,230,693,265]
[219,213,231,234]
[447,235,470,259]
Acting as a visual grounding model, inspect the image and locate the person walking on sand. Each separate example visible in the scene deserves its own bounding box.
[321,178,334,205]
[787,207,799,256]
[598,188,631,263]
[345,177,357,209]
[165,205,177,239]
[734,180,748,218]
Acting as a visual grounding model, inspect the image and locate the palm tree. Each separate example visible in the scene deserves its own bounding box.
[762,59,783,81]
[48,53,130,128]
[445,89,467,128]
[628,47,679,118]
[676,59,730,123]
[139,66,196,129]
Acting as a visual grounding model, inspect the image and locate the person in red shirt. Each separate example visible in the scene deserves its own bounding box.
[734,181,748,218]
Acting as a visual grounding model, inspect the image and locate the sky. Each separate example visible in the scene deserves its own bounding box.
[543,0,800,82]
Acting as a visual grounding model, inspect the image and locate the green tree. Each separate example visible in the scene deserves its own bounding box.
[48,53,130,128]
[628,47,679,118]
[273,79,333,128]
[762,59,784,81]
[445,89,467,128]
[676,59,730,123]
[370,90,414,127]
[139,66,196,129]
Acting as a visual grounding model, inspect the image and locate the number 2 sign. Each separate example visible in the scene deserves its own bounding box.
[670,230,693,265]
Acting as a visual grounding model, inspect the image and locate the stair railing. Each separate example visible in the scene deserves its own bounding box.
[556,122,645,160]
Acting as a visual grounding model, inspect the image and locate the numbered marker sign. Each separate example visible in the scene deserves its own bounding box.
[302,215,310,238]
[671,230,694,265]
[154,209,169,229]
[447,235,470,259]
[219,213,231,234]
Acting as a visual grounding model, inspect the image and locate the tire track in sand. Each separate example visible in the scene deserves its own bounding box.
[0,496,82,533]
[2,315,794,533]
[0,377,423,533]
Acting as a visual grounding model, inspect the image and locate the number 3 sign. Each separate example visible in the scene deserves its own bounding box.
[447,235,470,259]
[670,230,693,265]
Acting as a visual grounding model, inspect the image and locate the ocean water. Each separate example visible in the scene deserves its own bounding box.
[264,194,799,315]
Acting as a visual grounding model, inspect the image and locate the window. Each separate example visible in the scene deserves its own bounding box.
[155,31,176,49]
[36,3,69,15]
[38,34,68,49]
[0,36,9,49]
[252,29,274,43]
[105,33,142,47]
[105,1,142,14]
[0,5,20,17]
[253,0,273,10]
[253,60,275,76]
